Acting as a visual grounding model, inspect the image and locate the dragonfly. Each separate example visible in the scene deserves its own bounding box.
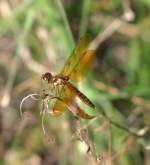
[41,36,95,119]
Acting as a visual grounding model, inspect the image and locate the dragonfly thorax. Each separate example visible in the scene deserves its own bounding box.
[53,78,62,86]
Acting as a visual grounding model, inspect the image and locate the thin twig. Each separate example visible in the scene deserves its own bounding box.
[20,93,40,118]
[41,110,46,135]
[89,5,135,50]
[89,18,124,50]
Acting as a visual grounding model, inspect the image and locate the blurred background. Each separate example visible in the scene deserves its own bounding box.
[0,0,150,164]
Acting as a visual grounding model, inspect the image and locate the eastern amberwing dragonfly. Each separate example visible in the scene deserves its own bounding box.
[41,36,95,119]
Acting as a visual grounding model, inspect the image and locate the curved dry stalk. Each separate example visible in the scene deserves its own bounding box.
[41,109,46,135]
[40,95,64,135]
[19,93,41,118]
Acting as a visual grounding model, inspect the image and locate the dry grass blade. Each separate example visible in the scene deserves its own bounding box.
[19,93,40,118]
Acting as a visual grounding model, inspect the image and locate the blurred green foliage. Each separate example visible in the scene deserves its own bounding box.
[0,0,150,165]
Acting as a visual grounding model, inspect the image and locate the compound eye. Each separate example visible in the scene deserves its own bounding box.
[41,72,52,83]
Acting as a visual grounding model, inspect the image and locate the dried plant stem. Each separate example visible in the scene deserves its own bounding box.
[20,47,48,74]
[0,10,34,108]
[41,110,46,135]
[20,93,40,118]
[89,18,124,50]
[0,55,19,108]
[89,4,134,50]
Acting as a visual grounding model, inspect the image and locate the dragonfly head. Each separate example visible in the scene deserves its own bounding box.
[41,72,53,83]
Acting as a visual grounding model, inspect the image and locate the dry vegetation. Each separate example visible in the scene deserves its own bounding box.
[0,0,150,165]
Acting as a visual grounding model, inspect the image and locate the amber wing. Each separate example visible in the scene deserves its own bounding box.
[61,35,91,78]
[67,49,94,82]
[52,84,94,119]
[62,35,94,82]
[52,36,95,118]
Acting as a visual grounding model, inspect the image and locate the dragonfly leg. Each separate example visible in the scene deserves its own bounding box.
[53,83,62,97]
[42,94,64,116]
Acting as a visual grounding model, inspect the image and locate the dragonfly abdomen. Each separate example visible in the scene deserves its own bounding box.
[62,80,95,109]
